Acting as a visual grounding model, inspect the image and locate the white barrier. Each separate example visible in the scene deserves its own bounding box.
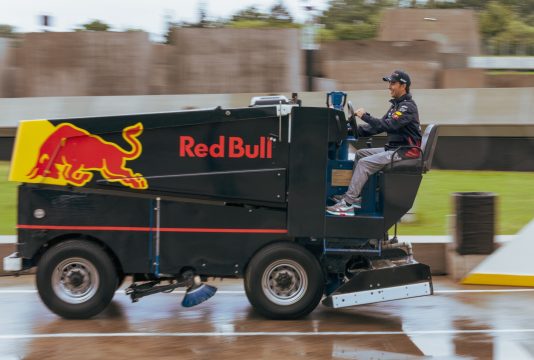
[0,236,16,244]
[462,219,534,287]
[468,56,534,70]
[1,88,534,129]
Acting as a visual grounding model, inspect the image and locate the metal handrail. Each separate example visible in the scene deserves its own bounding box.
[388,145,424,169]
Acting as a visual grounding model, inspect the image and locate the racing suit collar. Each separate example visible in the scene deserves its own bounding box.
[389,93,411,105]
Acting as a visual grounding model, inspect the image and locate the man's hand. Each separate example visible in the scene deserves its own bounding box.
[355,108,366,119]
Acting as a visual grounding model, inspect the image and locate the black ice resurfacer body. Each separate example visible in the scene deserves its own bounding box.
[4,98,439,319]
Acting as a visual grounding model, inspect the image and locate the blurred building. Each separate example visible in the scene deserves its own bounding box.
[379,8,484,89]
[317,40,441,91]
[7,32,152,97]
[164,28,301,94]
[379,8,481,56]
[0,9,533,98]
[0,29,302,97]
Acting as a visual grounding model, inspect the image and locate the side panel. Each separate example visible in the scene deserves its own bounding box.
[18,186,152,273]
[134,111,289,202]
[18,186,288,275]
[382,173,422,230]
[287,107,345,237]
[11,107,289,204]
[158,200,287,275]
[324,216,384,239]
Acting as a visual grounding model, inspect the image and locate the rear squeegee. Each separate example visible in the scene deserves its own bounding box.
[322,262,433,308]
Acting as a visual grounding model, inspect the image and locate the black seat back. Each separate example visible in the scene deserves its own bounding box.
[421,124,440,173]
[383,124,440,174]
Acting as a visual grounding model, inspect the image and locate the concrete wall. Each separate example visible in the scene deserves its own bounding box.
[2,29,302,97]
[486,74,534,88]
[0,38,15,98]
[379,9,481,56]
[438,69,485,88]
[1,88,533,128]
[168,28,302,94]
[319,40,441,90]
[14,32,153,97]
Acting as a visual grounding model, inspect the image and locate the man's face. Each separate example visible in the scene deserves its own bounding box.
[388,81,406,98]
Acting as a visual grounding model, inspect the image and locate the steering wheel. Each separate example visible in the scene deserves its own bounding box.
[347,100,358,133]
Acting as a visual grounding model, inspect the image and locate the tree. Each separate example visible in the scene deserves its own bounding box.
[491,20,534,54]
[228,3,297,29]
[454,0,487,10]
[78,20,111,31]
[475,1,534,54]
[269,1,293,23]
[496,0,534,15]
[479,1,514,37]
[319,0,394,40]
[0,24,16,38]
[231,6,266,22]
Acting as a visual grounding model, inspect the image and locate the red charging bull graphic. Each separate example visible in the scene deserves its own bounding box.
[27,122,148,189]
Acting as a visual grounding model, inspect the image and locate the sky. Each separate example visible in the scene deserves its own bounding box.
[0,0,328,41]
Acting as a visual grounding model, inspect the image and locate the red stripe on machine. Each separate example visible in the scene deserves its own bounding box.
[17,224,288,234]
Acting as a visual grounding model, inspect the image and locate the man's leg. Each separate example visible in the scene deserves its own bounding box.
[331,148,384,203]
[344,149,400,204]
[354,147,385,162]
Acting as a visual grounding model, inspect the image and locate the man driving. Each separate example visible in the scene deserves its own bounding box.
[327,70,422,216]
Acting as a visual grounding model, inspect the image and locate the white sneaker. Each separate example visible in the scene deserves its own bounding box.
[330,195,362,206]
[326,199,357,216]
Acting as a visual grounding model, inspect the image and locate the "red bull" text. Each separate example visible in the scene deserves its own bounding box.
[179,136,273,159]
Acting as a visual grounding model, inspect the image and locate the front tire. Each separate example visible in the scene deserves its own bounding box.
[36,240,118,319]
[244,242,324,319]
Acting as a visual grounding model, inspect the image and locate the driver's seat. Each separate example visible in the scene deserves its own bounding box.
[384,124,440,174]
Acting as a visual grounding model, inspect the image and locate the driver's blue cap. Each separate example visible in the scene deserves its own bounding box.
[383,70,411,86]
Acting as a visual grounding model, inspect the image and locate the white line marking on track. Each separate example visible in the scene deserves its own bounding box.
[2,329,534,340]
[1,289,534,295]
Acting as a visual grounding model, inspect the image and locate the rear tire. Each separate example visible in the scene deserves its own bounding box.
[244,242,324,319]
[36,240,118,319]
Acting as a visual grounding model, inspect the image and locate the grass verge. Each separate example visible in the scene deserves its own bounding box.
[399,170,534,235]
[0,161,17,235]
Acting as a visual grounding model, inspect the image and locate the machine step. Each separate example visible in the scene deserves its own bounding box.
[322,262,433,308]
[324,281,432,308]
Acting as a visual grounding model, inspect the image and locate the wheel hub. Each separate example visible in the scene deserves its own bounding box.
[275,271,293,289]
[52,257,100,304]
[66,269,85,288]
[262,260,308,306]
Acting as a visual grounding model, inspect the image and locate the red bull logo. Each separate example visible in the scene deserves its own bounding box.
[27,122,148,189]
[179,136,273,159]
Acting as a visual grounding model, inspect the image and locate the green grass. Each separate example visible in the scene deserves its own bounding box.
[0,162,17,235]
[1,162,533,235]
[399,170,534,235]
[487,71,534,75]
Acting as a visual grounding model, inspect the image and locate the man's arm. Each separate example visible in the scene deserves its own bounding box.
[355,107,387,135]
[360,103,416,132]
[356,123,380,137]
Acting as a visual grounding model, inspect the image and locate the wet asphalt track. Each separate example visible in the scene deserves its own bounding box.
[1,275,534,360]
